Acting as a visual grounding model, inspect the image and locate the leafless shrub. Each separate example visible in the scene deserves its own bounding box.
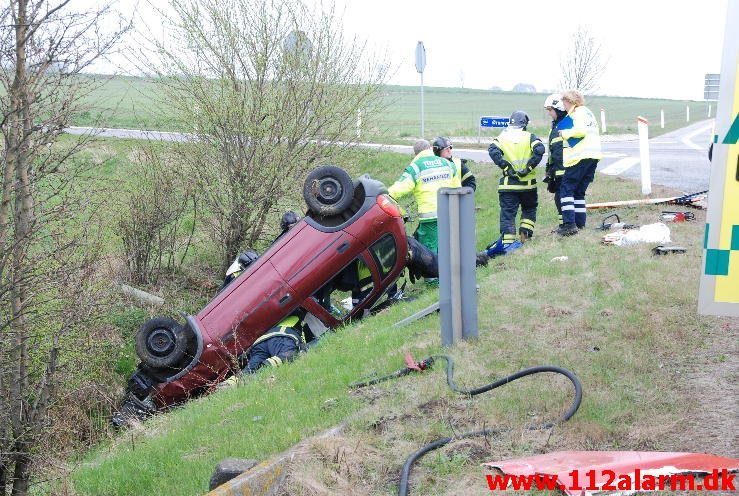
[115,145,196,284]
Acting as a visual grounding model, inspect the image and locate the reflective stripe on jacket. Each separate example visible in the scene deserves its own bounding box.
[547,119,565,177]
[489,129,544,191]
[559,105,602,166]
[252,315,302,347]
[388,149,461,219]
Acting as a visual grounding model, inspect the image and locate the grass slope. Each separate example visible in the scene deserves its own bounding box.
[71,148,721,496]
[75,75,711,139]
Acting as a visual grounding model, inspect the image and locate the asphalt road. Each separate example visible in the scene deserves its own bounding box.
[65,119,713,194]
[376,120,713,194]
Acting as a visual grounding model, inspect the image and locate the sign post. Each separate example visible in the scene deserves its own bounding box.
[415,41,426,138]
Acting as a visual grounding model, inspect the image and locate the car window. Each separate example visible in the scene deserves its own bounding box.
[311,256,374,319]
[370,234,397,279]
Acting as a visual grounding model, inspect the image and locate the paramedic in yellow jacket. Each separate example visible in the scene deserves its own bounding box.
[555,90,602,236]
[388,137,461,253]
[487,111,545,244]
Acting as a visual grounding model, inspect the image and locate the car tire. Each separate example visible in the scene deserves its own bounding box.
[303,165,355,216]
[135,317,188,370]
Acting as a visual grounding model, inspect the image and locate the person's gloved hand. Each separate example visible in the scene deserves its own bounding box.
[515,165,532,178]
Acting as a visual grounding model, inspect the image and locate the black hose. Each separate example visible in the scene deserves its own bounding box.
[351,354,583,496]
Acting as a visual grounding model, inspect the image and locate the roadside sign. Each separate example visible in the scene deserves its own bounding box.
[699,1,739,316]
[480,116,510,128]
[415,41,426,74]
[704,73,720,101]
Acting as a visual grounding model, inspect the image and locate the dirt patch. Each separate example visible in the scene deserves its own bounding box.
[542,305,573,317]
[664,318,738,457]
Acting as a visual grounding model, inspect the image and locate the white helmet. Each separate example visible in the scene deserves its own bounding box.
[544,93,565,112]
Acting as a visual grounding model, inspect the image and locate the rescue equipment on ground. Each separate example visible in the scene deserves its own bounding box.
[587,190,707,210]
[350,354,583,496]
[595,214,638,230]
[659,211,696,222]
[602,222,671,246]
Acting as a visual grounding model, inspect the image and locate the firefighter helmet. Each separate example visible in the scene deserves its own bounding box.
[508,111,529,129]
[544,93,565,111]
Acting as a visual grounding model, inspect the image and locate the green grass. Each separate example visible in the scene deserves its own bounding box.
[69,146,717,495]
[76,75,712,139]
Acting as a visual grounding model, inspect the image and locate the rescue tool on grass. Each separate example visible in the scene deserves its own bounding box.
[350,354,583,496]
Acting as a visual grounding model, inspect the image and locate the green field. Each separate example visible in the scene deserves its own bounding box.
[67,144,721,496]
[77,75,712,140]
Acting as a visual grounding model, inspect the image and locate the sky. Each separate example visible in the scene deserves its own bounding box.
[90,0,731,100]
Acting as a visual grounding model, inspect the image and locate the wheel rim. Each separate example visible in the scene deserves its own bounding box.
[147,328,176,357]
[317,177,342,204]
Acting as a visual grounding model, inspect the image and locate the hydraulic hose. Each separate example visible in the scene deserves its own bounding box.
[350,354,583,496]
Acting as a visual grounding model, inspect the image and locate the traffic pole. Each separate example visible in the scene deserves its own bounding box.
[637,116,651,195]
[660,109,665,129]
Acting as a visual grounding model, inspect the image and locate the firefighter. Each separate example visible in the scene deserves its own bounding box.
[243,313,307,373]
[543,94,567,230]
[388,136,461,254]
[555,90,602,236]
[487,111,545,244]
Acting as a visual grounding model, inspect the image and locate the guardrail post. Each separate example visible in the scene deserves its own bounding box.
[437,187,478,346]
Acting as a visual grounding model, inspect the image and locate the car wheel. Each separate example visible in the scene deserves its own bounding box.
[135,317,187,370]
[303,165,355,216]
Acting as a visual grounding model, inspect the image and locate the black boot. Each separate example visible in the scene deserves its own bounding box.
[556,222,578,236]
[476,251,489,267]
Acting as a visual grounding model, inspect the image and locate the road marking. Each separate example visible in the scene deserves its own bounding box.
[680,122,713,150]
[600,157,640,175]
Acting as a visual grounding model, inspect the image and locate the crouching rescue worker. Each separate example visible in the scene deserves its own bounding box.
[388,137,461,254]
[488,111,545,244]
[543,94,567,230]
[243,312,307,373]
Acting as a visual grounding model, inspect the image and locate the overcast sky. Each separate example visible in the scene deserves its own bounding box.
[332,0,730,100]
[96,0,731,100]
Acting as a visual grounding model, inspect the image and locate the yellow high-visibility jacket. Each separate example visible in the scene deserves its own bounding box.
[388,149,461,220]
[559,105,602,167]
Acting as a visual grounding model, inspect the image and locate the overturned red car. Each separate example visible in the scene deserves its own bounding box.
[114,166,421,424]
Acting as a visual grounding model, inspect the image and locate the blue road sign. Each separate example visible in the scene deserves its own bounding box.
[480,116,509,128]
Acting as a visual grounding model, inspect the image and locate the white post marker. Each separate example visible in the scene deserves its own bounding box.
[600,108,607,133]
[708,103,712,117]
[686,105,690,122]
[637,116,651,195]
[356,109,362,139]
[660,109,665,129]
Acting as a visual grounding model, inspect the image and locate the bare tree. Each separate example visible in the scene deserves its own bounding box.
[137,0,390,272]
[559,25,607,94]
[0,1,128,494]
